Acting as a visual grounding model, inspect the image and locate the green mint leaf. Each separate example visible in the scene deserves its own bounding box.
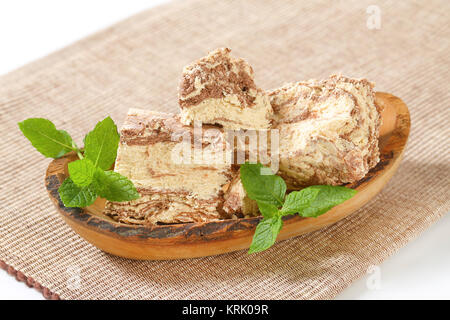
[297,185,357,217]
[248,216,283,254]
[280,187,320,215]
[84,117,119,170]
[18,118,74,158]
[58,178,97,207]
[256,201,279,218]
[93,170,140,202]
[68,159,96,187]
[240,163,286,206]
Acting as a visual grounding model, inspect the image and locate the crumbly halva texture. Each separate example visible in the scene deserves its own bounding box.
[269,75,382,187]
[223,75,381,215]
[104,108,235,225]
[178,48,273,129]
[223,169,259,217]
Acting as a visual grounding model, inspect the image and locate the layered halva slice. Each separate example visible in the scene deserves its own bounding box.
[269,75,381,187]
[104,109,235,225]
[178,48,273,129]
[223,169,259,217]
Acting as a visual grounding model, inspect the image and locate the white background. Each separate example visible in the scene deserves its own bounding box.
[0,0,449,300]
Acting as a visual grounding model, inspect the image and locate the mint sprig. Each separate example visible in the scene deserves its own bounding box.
[19,117,140,208]
[18,118,76,158]
[241,163,357,254]
[280,188,320,215]
[68,159,97,187]
[93,170,140,202]
[84,117,120,170]
[58,178,98,208]
[240,163,286,206]
[249,217,283,254]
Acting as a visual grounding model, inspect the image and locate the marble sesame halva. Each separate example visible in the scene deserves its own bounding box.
[106,48,381,223]
[104,108,235,225]
[222,75,381,215]
[223,169,259,217]
[178,48,273,130]
[269,75,381,188]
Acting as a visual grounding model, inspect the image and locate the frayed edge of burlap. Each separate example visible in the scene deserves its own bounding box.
[0,260,60,300]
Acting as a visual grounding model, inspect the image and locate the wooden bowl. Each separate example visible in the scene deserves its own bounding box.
[45,92,410,260]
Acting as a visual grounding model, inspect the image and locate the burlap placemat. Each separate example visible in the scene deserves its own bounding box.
[0,0,449,300]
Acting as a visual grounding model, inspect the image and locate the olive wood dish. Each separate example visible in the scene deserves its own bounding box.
[45,92,410,260]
